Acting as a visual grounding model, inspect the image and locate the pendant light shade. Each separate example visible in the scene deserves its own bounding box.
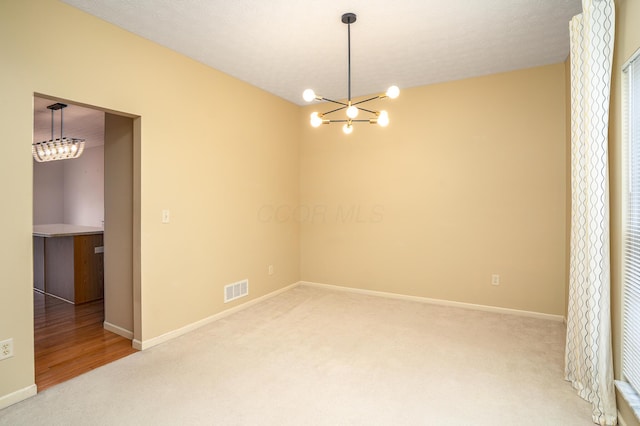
[32,103,85,162]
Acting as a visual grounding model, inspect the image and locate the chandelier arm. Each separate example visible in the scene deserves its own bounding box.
[356,107,379,115]
[352,95,383,106]
[320,97,348,107]
[326,119,371,123]
[322,106,348,115]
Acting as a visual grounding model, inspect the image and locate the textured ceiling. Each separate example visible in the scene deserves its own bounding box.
[59,0,582,105]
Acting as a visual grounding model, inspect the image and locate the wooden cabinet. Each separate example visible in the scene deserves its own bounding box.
[33,225,104,304]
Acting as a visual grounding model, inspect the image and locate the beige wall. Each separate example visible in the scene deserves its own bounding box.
[610,1,640,424]
[301,63,568,315]
[0,0,300,402]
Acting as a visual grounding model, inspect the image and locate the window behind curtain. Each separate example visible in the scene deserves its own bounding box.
[622,48,640,398]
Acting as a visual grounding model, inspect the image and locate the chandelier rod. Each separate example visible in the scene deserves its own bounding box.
[347,18,352,103]
[47,102,69,141]
[60,106,64,140]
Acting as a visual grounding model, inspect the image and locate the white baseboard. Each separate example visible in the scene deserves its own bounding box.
[127,279,565,351]
[135,282,299,350]
[103,321,133,339]
[300,281,565,322]
[0,384,37,410]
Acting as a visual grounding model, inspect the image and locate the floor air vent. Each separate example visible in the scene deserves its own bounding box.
[224,279,249,303]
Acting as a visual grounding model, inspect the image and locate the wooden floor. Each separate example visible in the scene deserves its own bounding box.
[34,291,137,392]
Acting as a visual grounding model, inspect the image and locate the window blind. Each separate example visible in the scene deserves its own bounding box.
[623,51,640,397]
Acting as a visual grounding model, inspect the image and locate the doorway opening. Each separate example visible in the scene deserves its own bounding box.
[32,94,141,391]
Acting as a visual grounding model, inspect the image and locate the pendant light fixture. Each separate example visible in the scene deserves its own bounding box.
[32,103,85,162]
[303,13,399,134]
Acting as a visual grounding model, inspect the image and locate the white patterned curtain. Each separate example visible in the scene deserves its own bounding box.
[565,0,616,424]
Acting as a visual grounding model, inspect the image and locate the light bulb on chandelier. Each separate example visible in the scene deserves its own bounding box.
[310,112,323,128]
[302,13,399,135]
[346,105,359,119]
[303,89,317,103]
[377,111,390,127]
[386,86,400,99]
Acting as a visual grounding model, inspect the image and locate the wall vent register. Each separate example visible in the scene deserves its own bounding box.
[224,279,249,303]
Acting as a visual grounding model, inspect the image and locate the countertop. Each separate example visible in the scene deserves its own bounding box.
[33,224,104,237]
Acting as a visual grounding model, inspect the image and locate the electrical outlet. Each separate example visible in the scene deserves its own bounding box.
[268,265,274,275]
[0,338,13,360]
[491,274,500,286]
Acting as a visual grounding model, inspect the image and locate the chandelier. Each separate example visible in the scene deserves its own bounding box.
[32,103,85,162]
[303,12,399,134]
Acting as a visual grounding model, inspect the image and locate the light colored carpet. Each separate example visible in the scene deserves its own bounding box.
[1,285,592,425]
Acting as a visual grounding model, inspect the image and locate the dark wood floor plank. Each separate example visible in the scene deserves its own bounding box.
[34,291,137,392]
